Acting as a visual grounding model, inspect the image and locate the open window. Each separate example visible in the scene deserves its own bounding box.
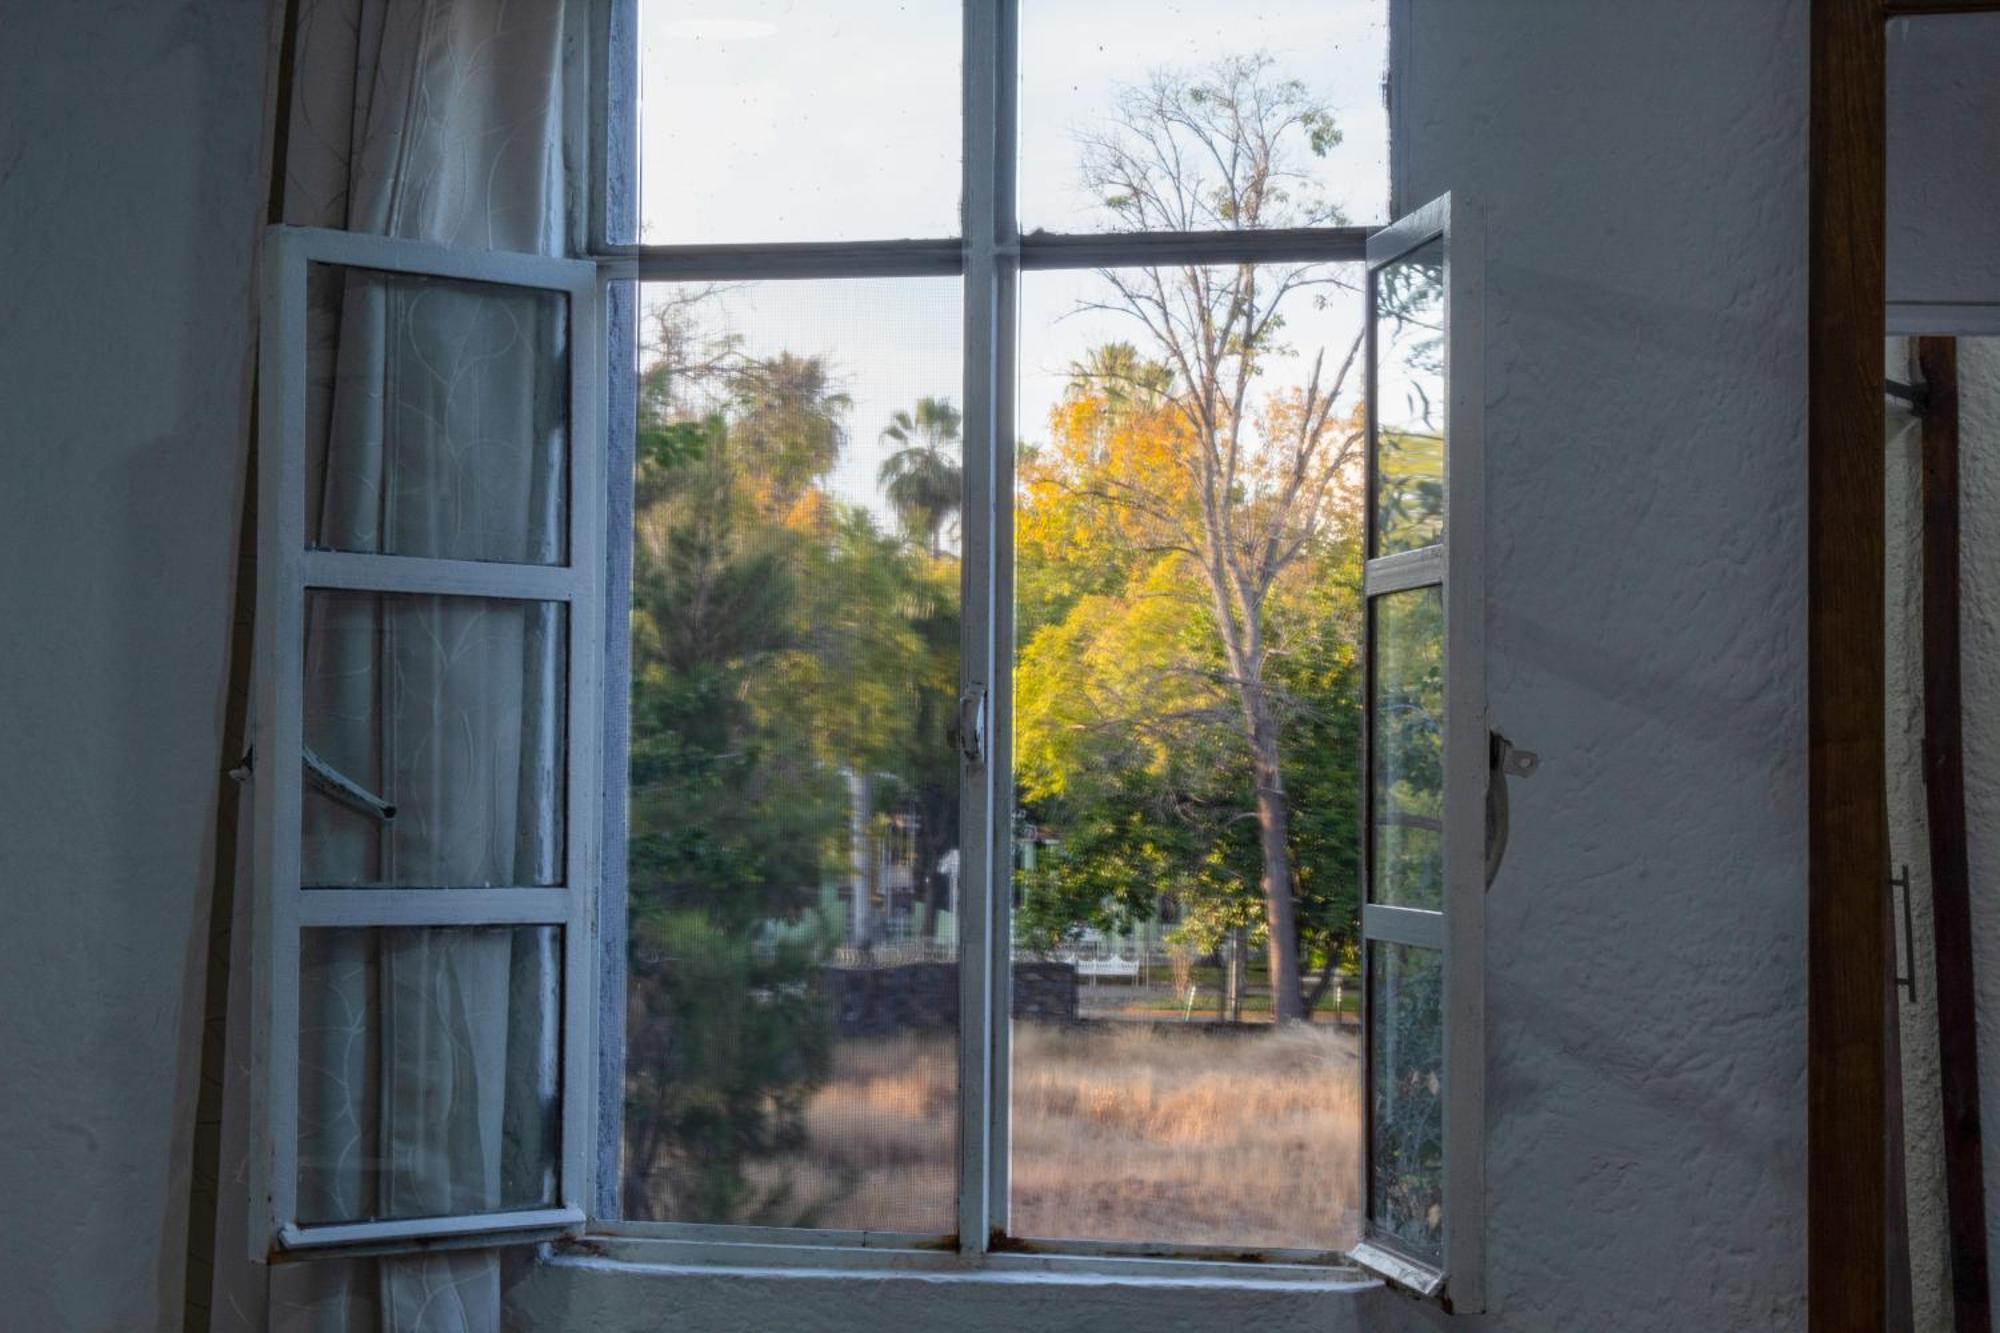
[249,226,604,1257]
[1351,193,1486,1307]
[247,2,1488,1310]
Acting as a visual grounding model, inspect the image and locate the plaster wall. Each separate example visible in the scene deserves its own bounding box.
[1394,2,1809,1327]
[0,3,270,1329]
[1885,339,1948,1332]
[1888,15,2000,323]
[1961,339,2000,1315]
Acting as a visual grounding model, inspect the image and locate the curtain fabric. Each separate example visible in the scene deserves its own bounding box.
[264,3,572,1330]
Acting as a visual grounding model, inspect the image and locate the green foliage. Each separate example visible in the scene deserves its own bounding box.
[1371,945,1444,1257]
[1013,408,1365,1004]
[623,301,964,1219]
[625,909,834,1224]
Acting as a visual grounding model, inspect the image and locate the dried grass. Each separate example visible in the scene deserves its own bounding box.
[750,1021,1360,1248]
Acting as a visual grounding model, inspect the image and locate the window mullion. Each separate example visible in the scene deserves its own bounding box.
[957,0,1017,1255]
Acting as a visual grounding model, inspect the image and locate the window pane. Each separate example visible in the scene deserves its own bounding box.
[637,2,960,243]
[306,265,568,566]
[301,592,567,889]
[622,279,964,1232]
[1019,1,1388,235]
[1009,264,1363,1250]
[1372,238,1446,555]
[1370,585,1444,909]
[1367,940,1443,1263]
[297,926,560,1225]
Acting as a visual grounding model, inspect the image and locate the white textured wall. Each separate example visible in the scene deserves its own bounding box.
[1884,338,1949,1332]
[1888,15,2000,318]
[1963,340,2000,1312]
[1396,2,1809,1327]
[0,2,269,1329]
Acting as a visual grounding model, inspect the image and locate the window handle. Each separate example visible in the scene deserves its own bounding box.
[1487,731,1536,887]
[303,745,397,823]
[952,685,988,767]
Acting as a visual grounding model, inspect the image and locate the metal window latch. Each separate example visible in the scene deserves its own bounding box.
[1486,731,1538,888]
[951,685,988,767]
[1891,865,1917,1002]
[303,746,397,823]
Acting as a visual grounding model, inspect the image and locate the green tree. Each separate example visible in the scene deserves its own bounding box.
[878,396,964,557]
[622,290,969,1217]
[1057,53,1363,1022]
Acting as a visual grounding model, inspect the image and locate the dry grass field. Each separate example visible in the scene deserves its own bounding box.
[747,1020,1361,1249]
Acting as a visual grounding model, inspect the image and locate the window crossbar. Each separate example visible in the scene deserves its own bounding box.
[614,228,1373,284]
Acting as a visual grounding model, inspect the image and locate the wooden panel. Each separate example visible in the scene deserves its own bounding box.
[1915,337,1993,1332]
[1809,0,1889,1328]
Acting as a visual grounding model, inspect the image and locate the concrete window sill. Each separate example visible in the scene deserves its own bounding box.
[505,1238,1409,1332]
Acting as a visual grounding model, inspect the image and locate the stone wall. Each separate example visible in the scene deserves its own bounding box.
[821,962,1078,1037]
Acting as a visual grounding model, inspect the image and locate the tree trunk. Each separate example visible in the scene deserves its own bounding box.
[1251,742,1307,1024]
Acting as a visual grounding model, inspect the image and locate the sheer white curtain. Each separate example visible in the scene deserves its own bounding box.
[266,3,572,1330]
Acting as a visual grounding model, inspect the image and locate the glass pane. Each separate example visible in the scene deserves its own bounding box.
[1372,238,1446,555]
[1367,940,1443,1263]
[637,2,960,243]
[1371,585,1444,909]
[297,926,561,1225]
[1008,265,1363,1250]
[1019,1,1388,235]
[621,278,964,1231]
[305,264,568,565]
[301,592,567,889]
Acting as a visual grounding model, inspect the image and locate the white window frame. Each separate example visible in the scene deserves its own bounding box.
[238,0,1488,1304]
[1350,193,1486,1309]
[249,225,606,1259]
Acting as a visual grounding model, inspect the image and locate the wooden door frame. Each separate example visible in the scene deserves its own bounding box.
[1810,3,2000,1328]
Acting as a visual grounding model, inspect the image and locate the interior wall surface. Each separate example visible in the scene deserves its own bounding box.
[1884,337,1948,1333]
[1888,14,2000,325]
[0,2,270,1329]
[1960,339,2000,1312]
[1394,2,1809,1328]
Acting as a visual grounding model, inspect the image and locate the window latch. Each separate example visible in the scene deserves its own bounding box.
[952,685,988,767]
[303,745,397,823]
[1487,731,1537,888]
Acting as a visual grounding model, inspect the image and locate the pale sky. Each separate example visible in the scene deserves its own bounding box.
[636,1,1386,512]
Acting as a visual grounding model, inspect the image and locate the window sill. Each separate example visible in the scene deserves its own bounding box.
[505,1234,1403,1332]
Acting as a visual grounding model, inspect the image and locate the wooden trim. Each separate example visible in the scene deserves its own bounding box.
[1809,0,1889,1327]
[1914,337,1993,1332]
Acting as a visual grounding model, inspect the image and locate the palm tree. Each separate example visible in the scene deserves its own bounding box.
[877,396,964,557]
[1065,341,1173,418]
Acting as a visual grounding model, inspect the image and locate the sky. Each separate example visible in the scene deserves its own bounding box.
[635,1,1387,513]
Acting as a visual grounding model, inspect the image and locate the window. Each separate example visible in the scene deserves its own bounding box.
[252,0,1484,1311]
[251,228,603,1254]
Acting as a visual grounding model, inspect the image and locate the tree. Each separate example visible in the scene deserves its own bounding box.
[623,290,968,1216]
[1061,53,1364,1021]
[878,396,964,556]
[1015,361,1363,1017]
